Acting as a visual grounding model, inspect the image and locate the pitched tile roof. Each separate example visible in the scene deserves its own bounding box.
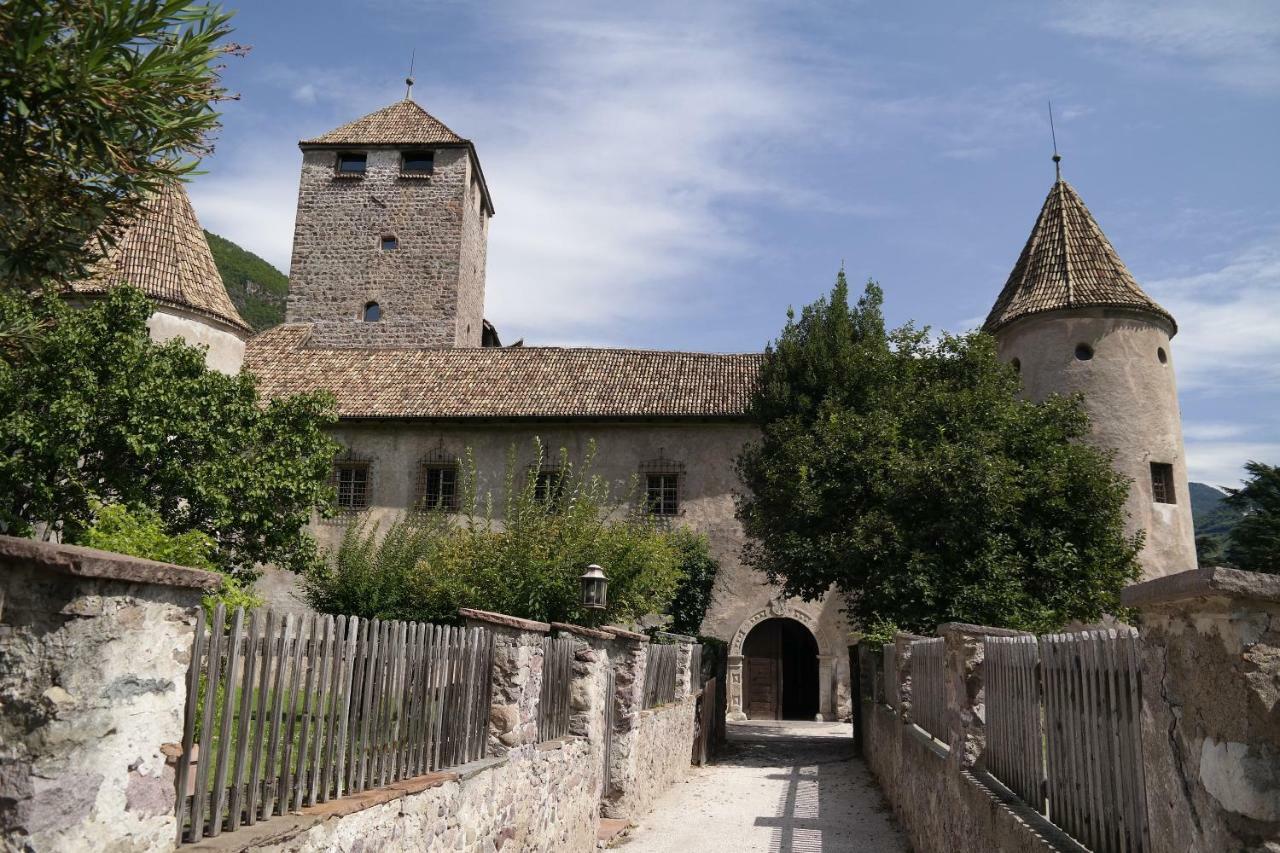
[301,99,467,146]
[71,181,251,334]
[983,177,1175,334]
[245,325,763,419]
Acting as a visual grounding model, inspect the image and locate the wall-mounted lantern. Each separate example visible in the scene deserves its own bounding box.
[580,564,608,611]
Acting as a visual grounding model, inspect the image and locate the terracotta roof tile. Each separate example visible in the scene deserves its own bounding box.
[71,181,251,333]
[301,100,466,146]
[244,326,763,419]
[983,178,1174,334]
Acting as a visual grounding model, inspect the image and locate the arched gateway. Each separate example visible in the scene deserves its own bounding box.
[727,600,835,721]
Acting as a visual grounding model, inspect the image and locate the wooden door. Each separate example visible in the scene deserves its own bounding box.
[743,621,782,720]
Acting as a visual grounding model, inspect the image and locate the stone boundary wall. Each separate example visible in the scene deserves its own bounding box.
[195,738,600,853]
[858,566,1280,853]
[0,536,219,853]
[607,698,697,820]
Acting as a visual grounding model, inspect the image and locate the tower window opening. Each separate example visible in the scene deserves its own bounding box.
[363,301,381,322]
[336,152,367,175]
[1150,462,1176,504]
[1157,347,1168,364]
[1010,357,1021,374]
[1074,343,1094,361]
[381,235,398,251]
[401,150,434,175]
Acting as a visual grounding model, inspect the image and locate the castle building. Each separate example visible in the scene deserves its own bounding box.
[85,94,1195,723]
[72,180,252,374]
[983,157,1196,577]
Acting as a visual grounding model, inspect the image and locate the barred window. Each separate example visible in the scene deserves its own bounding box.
[415,464,458,512]
[646,473,680,516]
[334,462,370,510]
[534,470,564,505]
[1151,462,1176,504]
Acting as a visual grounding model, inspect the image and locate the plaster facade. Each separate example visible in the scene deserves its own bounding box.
[286,146,488,348]
[147,305,247,375]
[303,418,852,722]
[995,308,1196,578]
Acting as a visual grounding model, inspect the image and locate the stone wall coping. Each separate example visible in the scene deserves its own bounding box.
[550,621,614,640]
[652,630,697,644]
[936,622,1034,638]
[458,607,551,633]
[893,631,932,642]
[0,534,222,591]
[1120,565,1280,608]
[452,754,509,781]
[603,625,648,642]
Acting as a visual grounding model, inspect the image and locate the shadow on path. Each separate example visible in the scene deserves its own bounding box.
[618,721,906,853]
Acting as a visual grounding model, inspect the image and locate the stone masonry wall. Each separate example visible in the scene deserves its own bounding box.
[613,699,697,820]
[286,146,479,348]
[0,537,218,853]
[242,739,601,853]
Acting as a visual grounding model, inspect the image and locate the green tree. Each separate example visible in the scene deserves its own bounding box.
[736,273,1141,635]
[0,286,338,579]
[303,441,689,626]
[76,502,260,611]
[1224,461,1280,574]
[665,528,719,636]
[0,0,234,292]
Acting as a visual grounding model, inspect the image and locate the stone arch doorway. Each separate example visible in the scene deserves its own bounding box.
[741,617,820,720]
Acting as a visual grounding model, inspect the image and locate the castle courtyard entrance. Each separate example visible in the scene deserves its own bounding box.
[741,617,820,720]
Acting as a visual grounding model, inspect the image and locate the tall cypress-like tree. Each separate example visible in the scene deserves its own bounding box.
[1225,461,1280,574]
[736,273,1141,635]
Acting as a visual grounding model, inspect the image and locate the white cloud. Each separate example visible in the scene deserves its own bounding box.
[1146,235,1280,392]
[1183,439,1280,488]
[1049,0,1280,94]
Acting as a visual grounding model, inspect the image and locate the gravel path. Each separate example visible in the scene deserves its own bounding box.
[615,720,909,853]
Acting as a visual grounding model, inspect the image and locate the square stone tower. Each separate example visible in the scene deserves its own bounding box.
[285,98,493,347]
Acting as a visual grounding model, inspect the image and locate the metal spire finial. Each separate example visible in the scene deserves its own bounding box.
[1048,98,1062,181]
[405,49,416,100]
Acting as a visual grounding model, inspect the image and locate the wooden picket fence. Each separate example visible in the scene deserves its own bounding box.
[984,629,1149,853]
[642,642,678,708]
[909,637,946,741]
[985,635,1045,809]
[175,606,493,846]
[538,637,575,741]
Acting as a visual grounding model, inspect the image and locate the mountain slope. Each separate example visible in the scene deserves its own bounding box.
[1190,481,1245,539]
[205,231,288,331]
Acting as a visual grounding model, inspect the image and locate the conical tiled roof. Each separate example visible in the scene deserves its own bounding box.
[301,99,466,146]
[72,181,251,334]
[983,176,1175,334]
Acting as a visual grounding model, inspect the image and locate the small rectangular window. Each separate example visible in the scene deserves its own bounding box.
[646,473,680,516]
[415,465,458,511]
[1151,462,1176,504]
[335,462,370,509]
[401,150,434,175]
[381,235,398,251]
[534,470,564,505]
[336,152,367,175]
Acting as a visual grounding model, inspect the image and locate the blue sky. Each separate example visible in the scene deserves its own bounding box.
[192,0,1279,488]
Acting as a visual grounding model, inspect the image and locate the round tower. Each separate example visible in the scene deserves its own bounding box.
[71,180,251,374]
[984,159,1196,578]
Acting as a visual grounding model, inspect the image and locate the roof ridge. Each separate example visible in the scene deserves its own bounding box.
[1056,178,1073,308]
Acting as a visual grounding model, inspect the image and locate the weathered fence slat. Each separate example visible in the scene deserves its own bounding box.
[189,603,226,839]
[208,606,245,836]
[909,638,945,741]
[175,607,206,844]
[882,644,897,710]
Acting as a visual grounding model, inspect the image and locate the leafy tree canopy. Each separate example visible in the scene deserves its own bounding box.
[0,286,338,578]
[1224,461,1280,574]
[304,441,716,628]
[736,273,1141,635]
[0,0,234,292]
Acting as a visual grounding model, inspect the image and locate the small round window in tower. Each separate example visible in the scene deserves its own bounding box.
[363,302,381,323]
[1157,347,1168,364]
[1010,357,1021,374]
[1074,343,1094,361]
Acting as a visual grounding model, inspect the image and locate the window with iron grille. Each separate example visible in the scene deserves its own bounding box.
[334,462,370,510]
[415,464,458,512]
[534,470,564,505]
[1151,462,1176,504]
[646,473,680,516]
